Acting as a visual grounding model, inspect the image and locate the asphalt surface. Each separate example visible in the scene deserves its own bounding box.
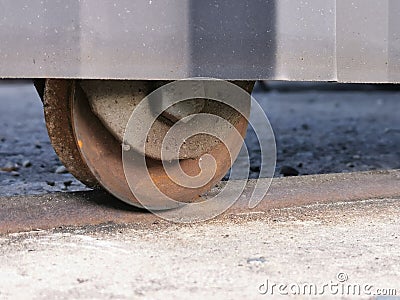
[1,81,399,196]
[0,82,89,196]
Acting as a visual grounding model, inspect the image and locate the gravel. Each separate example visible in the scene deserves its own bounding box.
[55,166,68,174]
[22,160,32,168]
[248,82,400,178]
[0,82,89,197]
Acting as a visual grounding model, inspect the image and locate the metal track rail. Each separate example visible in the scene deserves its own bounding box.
[1,170,399,234]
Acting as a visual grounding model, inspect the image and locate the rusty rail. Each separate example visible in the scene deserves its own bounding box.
[0,170,399,234]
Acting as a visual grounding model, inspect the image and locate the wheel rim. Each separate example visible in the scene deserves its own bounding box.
[45,79,254,208]
[43,79,98,187]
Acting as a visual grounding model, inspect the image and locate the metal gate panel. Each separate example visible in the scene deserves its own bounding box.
[0,0,399,82]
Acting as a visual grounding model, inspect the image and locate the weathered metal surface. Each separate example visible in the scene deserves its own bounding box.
[0,0,399,82]
[71,80,250,207]
[336,0,400,82]
[42,79,98,187]
[161,99,205,124]
[80,80,253,161]
[80,80,168,159]
[0,170,399,234]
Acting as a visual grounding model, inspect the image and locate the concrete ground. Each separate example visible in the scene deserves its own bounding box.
[0,197,399,299]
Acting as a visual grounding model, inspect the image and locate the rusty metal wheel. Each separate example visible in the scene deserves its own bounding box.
[41,79,254,208]
[41,79,99,187]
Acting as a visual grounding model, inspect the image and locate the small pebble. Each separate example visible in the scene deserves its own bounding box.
[63,180,73,187]
[77,278,89,284]
[384,128,400,134]
[280,166,299,177]
[22,160,32,168]
[247,257,266,264]
[1,162,19,172]
[11,171,20,177]
[55,166,68,174]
